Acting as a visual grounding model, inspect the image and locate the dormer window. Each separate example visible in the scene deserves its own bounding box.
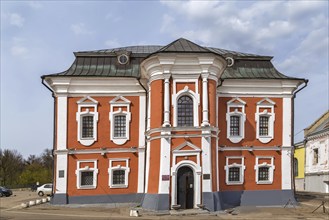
[117,54,129,65]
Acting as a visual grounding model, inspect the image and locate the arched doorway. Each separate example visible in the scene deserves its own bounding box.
[177,166,194,209]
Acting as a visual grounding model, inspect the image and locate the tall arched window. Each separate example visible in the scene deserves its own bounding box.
[177,95,193,126]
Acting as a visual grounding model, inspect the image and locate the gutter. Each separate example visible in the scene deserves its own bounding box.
[41,78,56,196]
[291,79,308,198]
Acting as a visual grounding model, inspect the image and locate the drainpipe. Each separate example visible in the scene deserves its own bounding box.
[291,79,308,198]
[137,77,148,198]
[41,78,56,197]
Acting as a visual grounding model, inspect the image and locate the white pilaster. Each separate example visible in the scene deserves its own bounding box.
[201,132,212,192]
[147,84,151,131]
[282,97,292,190]
[158,134,171,194]
[138,95,146,193]
[145,141,151,193]
[163,74,171,127]
[56,95,68,194]
[201,73,209,126]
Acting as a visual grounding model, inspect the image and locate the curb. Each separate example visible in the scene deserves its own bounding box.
[21,196,51,208]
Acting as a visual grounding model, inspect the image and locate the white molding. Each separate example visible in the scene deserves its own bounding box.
[254,156,275,184]
[109,95,131,145]
[255,98,275,143]
[226,97,246,143]
[224,156,245,185]
[76,96,99,146]
[163,74,171,127]
[145,141,151,193]
[281,146,292,189]
[108,158,130,188]
[57,96,68,150]
[282,98,292,146]
[75,160,98,189]
[218,146,281,151]
[201,73,210,126]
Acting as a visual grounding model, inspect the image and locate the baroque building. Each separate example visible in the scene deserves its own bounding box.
[42,38,307,211]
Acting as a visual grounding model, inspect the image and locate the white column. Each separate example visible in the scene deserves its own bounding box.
[282,97,292,189]
[147,84,151,131]
[163,74,171,127]
[158,135,171,194]
[56,95,68,194]
[138,95,146,193]
[201,73,209,126]
[202,132,212,192]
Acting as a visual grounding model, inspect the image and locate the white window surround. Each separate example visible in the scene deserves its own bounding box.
[76,96,99,146]
[75,160,98,189]
[224,156,245,185]
[226,97,246,143]
[109,96,131,145]
[173,86,199,127]
[254,156,275,184]
[171,141,202,208]
[255,98,276,143]
[108,158,130,188]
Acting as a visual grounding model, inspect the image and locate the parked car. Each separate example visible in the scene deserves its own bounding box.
[37,183,53,196]
[0,186,13,197]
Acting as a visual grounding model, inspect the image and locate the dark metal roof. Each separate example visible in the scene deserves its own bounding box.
[221,59,300,80]
[42,38,302,80]
[306,111,329,137]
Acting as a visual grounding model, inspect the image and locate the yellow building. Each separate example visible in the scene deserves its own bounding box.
[294,141,305,191]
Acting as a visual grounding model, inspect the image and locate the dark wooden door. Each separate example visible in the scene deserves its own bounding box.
[177,166,194,209]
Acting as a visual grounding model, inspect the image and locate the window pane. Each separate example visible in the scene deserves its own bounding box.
[230,116,240,136]
[113,170,125,185]
[228,167,240,182]
[114,115,126,137]
[81,171,93,186]
[258,167,269,181]
[82,116,94,138]
[177,95,193,126]
[259,116,269,136]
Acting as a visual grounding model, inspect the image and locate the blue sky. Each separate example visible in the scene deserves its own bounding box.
[1,1,328,158]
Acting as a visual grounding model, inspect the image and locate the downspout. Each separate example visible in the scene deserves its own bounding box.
[137,77,148,198]
[291,79,308,198]
[41,78,56,196]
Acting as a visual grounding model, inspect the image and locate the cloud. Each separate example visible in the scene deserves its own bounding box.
[28,1,43,9]
[160,14,175,33]
[11,45,28,57]
[70,23,93,35]
[3,13,25,27]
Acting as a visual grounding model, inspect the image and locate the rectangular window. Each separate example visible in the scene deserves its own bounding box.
[313,149,319,165]
[82,116,94,138]
[228,167,240,182]
[259,116,269,136]
[112,170,125,185]
[81,171,94,186]
[258,167,269,181]
[230,116,240,136]
[114,115,126,137]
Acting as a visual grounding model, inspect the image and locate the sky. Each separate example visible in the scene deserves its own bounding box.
[1,0,328,158]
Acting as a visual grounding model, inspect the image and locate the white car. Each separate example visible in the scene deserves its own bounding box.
[37,183,53,196]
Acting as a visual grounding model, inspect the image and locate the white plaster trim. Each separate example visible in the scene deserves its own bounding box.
[201,73,210,126]
[218,146,281,151]
[163,74,171,127]
[201,134,212,192]
[226,97,246,143]
[108,158,130,188]
[224,156,245,185]
[282,98,292,146]
[75,160,98,189]
[281,146,292,189]
[109,96,131,145]
[170,160,202,209]
[254,156,275,184]
[145,141,151,193]
[55,154,68,194]
[255,98,275,143]
[76,96,99,146]
[57,96,68,150]
[138,95,146,193]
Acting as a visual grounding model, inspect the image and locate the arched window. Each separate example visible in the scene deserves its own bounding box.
[177,95,193,126]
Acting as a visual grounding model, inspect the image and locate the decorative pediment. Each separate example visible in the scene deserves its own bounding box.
[227,97,246,105]
[110,95,131,104]
[173,141,201,152]
[257,98,275,106]
[77,96,98,104]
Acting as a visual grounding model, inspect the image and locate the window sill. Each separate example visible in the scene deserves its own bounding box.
[227,136,243,143]
[225,182,244,185]
[109,185,128,189]
[79,138,96,146]
[77,186,96,189]
[256,181,273,185]
[112,137,128,145]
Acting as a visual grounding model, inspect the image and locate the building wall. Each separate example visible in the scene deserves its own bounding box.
[294,145,305,191]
